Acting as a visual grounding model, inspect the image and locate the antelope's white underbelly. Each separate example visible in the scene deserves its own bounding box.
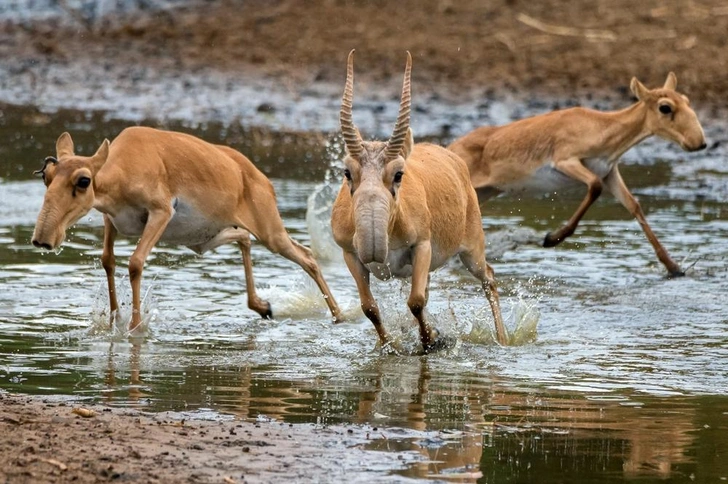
[366,243,450,281]
[499,157,616,196]
[367,247,412,280]
[109,198,228,248]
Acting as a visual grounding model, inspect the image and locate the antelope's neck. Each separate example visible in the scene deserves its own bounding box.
[90,170,116,216]
[599,102,652,159]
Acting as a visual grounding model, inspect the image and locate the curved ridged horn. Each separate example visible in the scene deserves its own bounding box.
[385,51,412,160]
[340,49,363,158]
[33,156,58,176]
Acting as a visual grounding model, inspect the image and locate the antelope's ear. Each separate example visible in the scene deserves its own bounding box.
[401,128,414,160]
[91,139,110,174]
[663,72,677,90]
[56,132,75,157]
[630,77,649,101]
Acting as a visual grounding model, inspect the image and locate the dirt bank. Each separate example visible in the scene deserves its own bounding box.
[0,0,726,136]
[0,392,420,483]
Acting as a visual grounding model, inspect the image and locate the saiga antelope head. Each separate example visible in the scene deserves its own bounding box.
[32,132,110,250]
[631,72,706,152]
[340,50,414,265]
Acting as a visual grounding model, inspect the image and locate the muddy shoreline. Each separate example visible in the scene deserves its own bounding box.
[2,0,728,139]
[0,391,425,483]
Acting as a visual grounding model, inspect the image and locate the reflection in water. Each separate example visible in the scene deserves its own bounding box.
[75,339,713,481]
[355,358,486,481]
[103,342,145,405]
[480,392,698,482]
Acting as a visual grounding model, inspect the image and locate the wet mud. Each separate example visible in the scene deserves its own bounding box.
[0,392,419,484]
[2,0,728,137]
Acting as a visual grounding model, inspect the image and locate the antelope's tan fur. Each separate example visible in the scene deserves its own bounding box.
[448,73,706,277]
[32,127,342,330]
[331,51,507,351]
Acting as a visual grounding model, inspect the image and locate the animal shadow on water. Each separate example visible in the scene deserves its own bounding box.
[330,50,509,354]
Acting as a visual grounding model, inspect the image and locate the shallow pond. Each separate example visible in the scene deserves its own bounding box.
[1,103,727,482]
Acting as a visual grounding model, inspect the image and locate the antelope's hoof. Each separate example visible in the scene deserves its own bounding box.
[422,329,456,355]
[380,338,403,355]
[260,303,273,320]
[667,269,686,279]
[128,321,143,335]
[108,310,119,328]
[542,232,561,248]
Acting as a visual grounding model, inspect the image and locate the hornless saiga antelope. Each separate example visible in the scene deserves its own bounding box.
[32,128,342,331]
[331,51,508,352]
[448,73,707,278]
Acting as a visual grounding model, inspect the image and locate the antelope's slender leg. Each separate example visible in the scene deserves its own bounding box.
[128,206,173,331]
[604,166,683,277]
[265,236,342,322]
[459,249,507,345]
[408,241,437,351]
[238,194,342,322]
[236,234,272,319]
[544,158,603,247]
[343,251,390,345]
[424,274,431,306]
[100,214,119,328]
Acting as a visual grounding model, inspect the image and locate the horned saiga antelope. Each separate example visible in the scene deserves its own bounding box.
[448,73,706,278]
[331,51,507,351]
[32,127,342,330]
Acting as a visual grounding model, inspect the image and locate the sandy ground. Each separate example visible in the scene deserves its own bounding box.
[0,392,422,483]
[1,1,727,482]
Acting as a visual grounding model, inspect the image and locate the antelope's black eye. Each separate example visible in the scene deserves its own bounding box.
[393,171,403,183]
[344,169,352,181]
[659,104,673,115]
[76,176,91,189]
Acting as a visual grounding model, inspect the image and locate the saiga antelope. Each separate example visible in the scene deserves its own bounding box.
[331,51,507,351]
[448,73,706,278]
[32,127,342,330]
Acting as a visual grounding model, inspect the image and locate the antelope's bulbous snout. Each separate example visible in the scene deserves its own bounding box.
[31,239,53,250]
[680,120,707,152]
[32,200,75,251]
[353,189,392,265]
[685,140,707,152]
[681,135,707,152]
[31,224,62,251]
[677,112,707,153]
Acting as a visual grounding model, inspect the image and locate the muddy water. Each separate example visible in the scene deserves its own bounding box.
[1,103,728,482]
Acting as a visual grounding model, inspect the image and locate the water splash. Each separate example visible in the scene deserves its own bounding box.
[306,133,346,262]
[87,278,157,341]
[306,182,342,262]
[255,273,334,321]
[462,297,540,346]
